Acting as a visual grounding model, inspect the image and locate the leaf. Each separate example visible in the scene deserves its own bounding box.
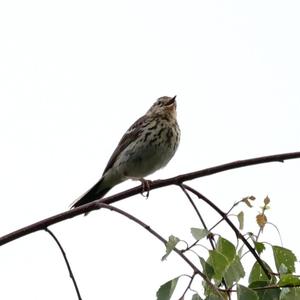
[199,256,214,280]
[201,283,227,300]
[224,255,245,286]
[272,245,297,274]
[278,274,300,287]
[237,211,244,230]
[254,242,266,255]
[248,280,269,289]
[206,237,238,283]
[237,284,258,300]
[242,196,255,207]
[243,198,253,208]
[207,250,228,282]
[216,237,235,262]
[161,235,180,261]
[264,196,270,205]
[280,287,300,300]
[256,214,267,229]
[249,281,280,300]
[156,277,179,300]
[192,293,203,300]
[191,228,209,241]
[279,264,288,274]
[205,295,224,300]
[249,261,276,285]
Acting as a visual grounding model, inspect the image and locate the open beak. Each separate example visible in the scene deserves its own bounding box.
[166,95,176,106]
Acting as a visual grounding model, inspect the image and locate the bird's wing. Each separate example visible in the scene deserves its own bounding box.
[102,115,147,174]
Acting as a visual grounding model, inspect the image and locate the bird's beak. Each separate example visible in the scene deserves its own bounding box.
[167,95,177,106]
[170,95,176,104]
[171,95,177,107]
[165,95,177,113]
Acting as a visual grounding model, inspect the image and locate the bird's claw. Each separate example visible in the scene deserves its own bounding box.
[139,179,152,199]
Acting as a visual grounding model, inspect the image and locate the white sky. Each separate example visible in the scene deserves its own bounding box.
[0,1,300,299]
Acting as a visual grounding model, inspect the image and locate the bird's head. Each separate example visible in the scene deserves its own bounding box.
[147,96,177,116]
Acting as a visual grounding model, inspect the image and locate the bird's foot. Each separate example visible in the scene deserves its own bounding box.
[139,178,152,199]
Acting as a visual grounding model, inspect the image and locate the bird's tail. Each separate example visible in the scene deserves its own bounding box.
[70,177,111,208]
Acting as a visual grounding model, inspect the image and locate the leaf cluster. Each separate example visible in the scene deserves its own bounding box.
[157,197,300,300]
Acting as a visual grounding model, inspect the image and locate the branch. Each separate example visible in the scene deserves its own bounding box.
[182,184,271,279]
[179,185,231,299]
[95,203,222,296]
[179,272,196,299]
[219,283,300,293]
[0,151,299,246]
[45,228,82,300]
[179,184,215,251]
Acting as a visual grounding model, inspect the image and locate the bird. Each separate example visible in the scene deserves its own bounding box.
[71,95,180,208]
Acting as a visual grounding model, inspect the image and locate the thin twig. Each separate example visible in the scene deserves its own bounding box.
[182,184,272,280]
[96,203,224,298]
[219,283,300,293]
[209,200,242,232]
[1,151,300,246]
[179,184,207,227]
[266,222,284,247]
[180,272,196,299]
[179,184,216,248]
[179,184,232,299]
[45,228,82,300]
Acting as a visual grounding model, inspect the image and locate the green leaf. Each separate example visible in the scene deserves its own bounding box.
[237,284,258,300]
[199,256,214,280]
[272,246,297,274]
[278,274,300,287]
[207,250,228,282]
[259,289,280,300]
[248,280,269,289]
[156,277,179,300]
[216,237,235,262]
[205,295,224,300]
[279,264,288,274]
[191,227,209,241]
[249,281,280,300]
[192,293,203,300]
[254,242,266,255]
[249,261,276,285]
[161,235,180,261]
[237,211,244,230]
[206,237,239,283]
[280,287,300,300]
[224,255,245,286]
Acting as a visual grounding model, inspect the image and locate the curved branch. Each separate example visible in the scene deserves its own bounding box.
[95,203,222,296]
[178,184,216,252]
[180,272,196,299]
[179,184,208,232]
[179,184,231,298]
[182,184,271,279]
[0,151,299,246]
[45,228,82,300]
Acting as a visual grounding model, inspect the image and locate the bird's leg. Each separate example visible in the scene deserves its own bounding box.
[139,178,152,199]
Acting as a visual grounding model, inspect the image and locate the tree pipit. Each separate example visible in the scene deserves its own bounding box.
[71,96,180,208]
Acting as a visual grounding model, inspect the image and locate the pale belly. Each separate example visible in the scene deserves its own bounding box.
[120,143,176,178]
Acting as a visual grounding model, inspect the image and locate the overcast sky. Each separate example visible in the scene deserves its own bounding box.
[0,1,300,299]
